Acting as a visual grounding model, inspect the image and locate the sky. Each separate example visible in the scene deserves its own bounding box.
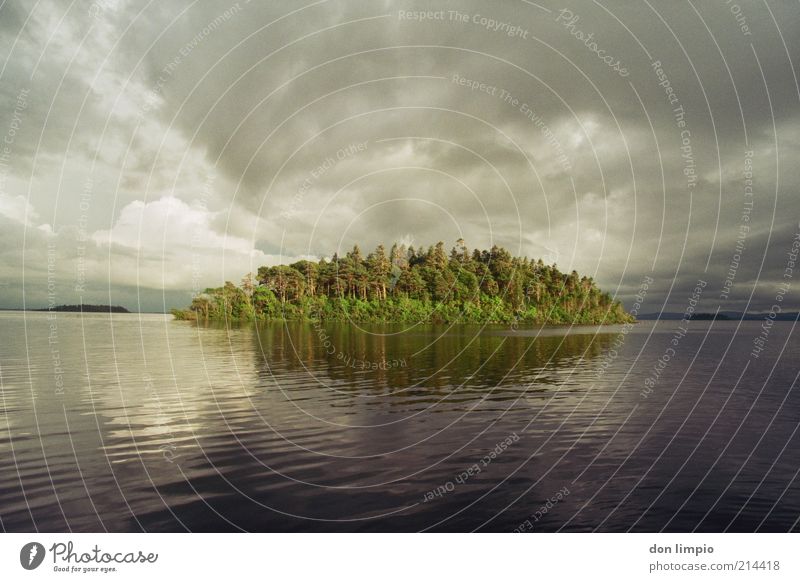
[0,0,798,314]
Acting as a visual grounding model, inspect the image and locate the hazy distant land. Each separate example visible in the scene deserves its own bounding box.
[31,304,131,313]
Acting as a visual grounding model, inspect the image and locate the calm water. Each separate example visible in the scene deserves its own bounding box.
[0,311,798,532]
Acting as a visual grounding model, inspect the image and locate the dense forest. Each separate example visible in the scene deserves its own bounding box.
[172,240,633,324]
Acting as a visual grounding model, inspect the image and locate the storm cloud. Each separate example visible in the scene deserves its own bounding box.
[0,0,798,314]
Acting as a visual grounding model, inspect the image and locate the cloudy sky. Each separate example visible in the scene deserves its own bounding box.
[0,0,798,313]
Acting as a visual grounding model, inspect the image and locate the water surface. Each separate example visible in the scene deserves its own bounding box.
[0,311,798,531]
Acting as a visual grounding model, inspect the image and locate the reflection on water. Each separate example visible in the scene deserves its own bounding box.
[0,311,798,531]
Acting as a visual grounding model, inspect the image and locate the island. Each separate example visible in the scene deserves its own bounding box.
[35,304,131,313]
[172,240,633,324]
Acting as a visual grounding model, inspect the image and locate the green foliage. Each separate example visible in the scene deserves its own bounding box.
[177,241,634,324]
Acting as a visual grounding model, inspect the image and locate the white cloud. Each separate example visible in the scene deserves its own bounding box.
[92,195,310,290]
[0,192,38,225]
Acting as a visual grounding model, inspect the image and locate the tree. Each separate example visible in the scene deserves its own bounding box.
[431,241,448,270]
[292,260,318,297]
[451,238,469,263]
[260,265,303,303]
[367,244,391,300]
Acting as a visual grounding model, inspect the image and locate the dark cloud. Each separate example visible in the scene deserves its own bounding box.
[0,0,798,313]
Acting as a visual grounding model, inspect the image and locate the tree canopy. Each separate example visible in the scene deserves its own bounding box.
[172,241,633,325]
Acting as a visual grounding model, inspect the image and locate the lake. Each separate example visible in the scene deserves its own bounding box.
[0,311,798,532]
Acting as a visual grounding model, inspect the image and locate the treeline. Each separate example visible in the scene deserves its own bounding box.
[172,240,633,324]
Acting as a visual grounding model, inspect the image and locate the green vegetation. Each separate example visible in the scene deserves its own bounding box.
[172,240,633,324]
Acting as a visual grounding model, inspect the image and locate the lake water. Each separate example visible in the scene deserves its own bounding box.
[0,311,798,532]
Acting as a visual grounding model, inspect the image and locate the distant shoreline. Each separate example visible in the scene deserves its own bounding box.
[0,305,164,313]
[638,311,800,321]
[32,304,131,313]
